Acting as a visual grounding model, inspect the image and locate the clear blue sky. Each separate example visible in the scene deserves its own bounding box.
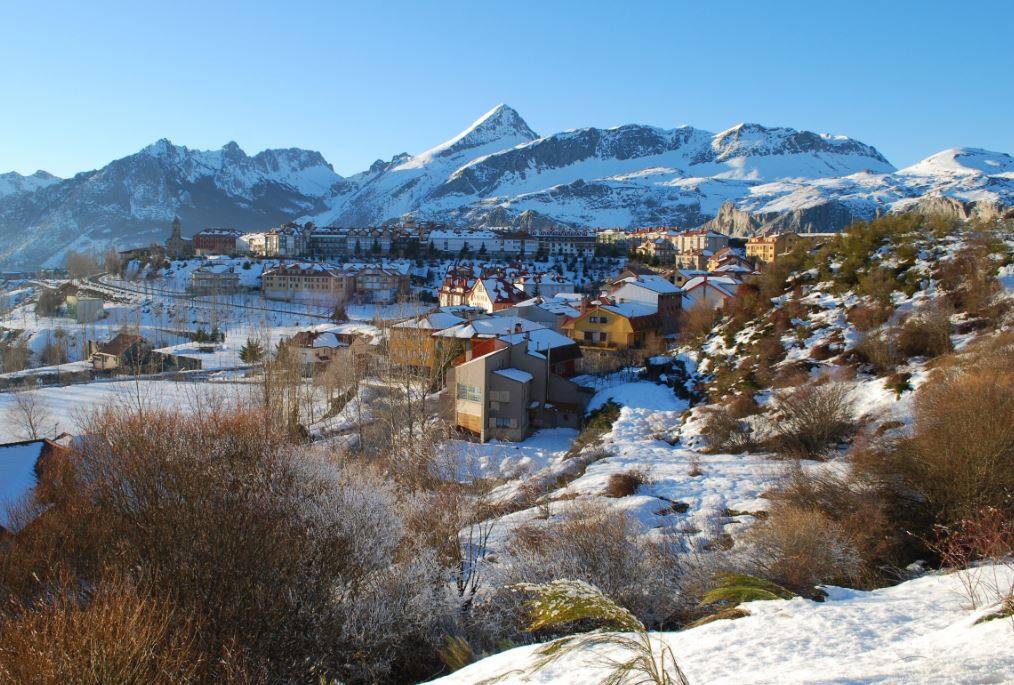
[1,1,1011,178]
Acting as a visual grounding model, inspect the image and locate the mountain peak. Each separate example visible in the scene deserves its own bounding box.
[901,147,1014,177]
[421,104,538,160]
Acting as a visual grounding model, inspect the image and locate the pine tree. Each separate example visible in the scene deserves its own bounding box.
[239,337,265,364]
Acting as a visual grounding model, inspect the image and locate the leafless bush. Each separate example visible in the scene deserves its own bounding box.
[765,469,912,585]
[852,328,903,374]
[604,470,648,498]
[4,380,57,440]
[497,504,686,627]
[680,300,721,345]
[698,404,754,454]
[858,364,1013,525]
[929,507,1013,611]
[768,382,854,459]
[896,303,953,359]
[847,302,893,332]
[741,504,862,596]
[0,574,206,685]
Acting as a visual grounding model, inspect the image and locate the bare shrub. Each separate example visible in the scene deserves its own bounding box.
[929,507,1013,611]
[847,302,893,332]
[5,380,56,440]
[896,303,953,359]
[934,242,1001,316]
[0,574,205,684]
[0,338,31,373]
[852,328,903,375]
[699,404,753,454]
[604,470,648,498]
[766,469,913,585]
[64,250,104,278]
[858,364,1013,526]
[679,300,721,345]
[499,504,685,627]
[768,383,854,459]
[856,267,898,307]
[0,407,455,684]
[741,504,862,596]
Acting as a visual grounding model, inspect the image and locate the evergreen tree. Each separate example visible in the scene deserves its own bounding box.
[239,338,265,364]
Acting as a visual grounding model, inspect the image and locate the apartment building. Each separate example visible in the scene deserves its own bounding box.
[261,263,353,304]
[446,338,591,442]
[746,232,799,264]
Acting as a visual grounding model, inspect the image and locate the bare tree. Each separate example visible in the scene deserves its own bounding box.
[6,380,56,440]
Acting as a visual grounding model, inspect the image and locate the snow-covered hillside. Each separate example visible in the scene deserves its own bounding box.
[431,566,1014,685]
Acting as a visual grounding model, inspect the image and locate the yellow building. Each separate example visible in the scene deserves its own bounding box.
[562,303,661,350]
[746,232,798,264]
[387,312,467,371]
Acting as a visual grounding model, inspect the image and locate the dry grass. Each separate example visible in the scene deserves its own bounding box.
[604,470,648,498]
[858,363,1014,525]
[0,575,206,685]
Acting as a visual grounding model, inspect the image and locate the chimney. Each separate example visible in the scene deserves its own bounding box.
[514,321,523,334]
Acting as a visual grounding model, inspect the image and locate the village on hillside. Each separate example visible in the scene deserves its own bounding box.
[0,217,810,446]
[0,212,1011,685]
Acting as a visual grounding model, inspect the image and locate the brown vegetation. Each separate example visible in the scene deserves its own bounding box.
[768,383,854,459]
[604,470,648,498]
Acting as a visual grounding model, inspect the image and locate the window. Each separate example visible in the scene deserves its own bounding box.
[589,315,608,324]
[490,390,510,402]
[456,384,481,403]
[488,417,517,429]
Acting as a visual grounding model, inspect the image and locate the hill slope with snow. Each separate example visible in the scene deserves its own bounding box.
[430,567,1014,685]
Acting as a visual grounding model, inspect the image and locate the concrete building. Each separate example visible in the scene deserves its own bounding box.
[746,232,799,264]
[682,275,739,309]
[445,338,591,442]
[65,295,104,323]
[193,229,242,256]
[605,273,683,334]
[563,303,661,350]
[261,263,353,304]
[190,265,242,295]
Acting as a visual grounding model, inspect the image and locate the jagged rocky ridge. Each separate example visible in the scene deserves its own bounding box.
[1,105,1011,268]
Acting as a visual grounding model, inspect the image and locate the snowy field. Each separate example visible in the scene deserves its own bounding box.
[432,566,1014,685]
[0,375,257,442]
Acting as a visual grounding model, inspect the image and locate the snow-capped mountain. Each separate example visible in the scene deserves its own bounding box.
[0,141,341,268]
[309,104,539,227]
[303,106,1010,233]
[0,170,60,200]
[1,105,1010,268]
[307,108,899,228]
